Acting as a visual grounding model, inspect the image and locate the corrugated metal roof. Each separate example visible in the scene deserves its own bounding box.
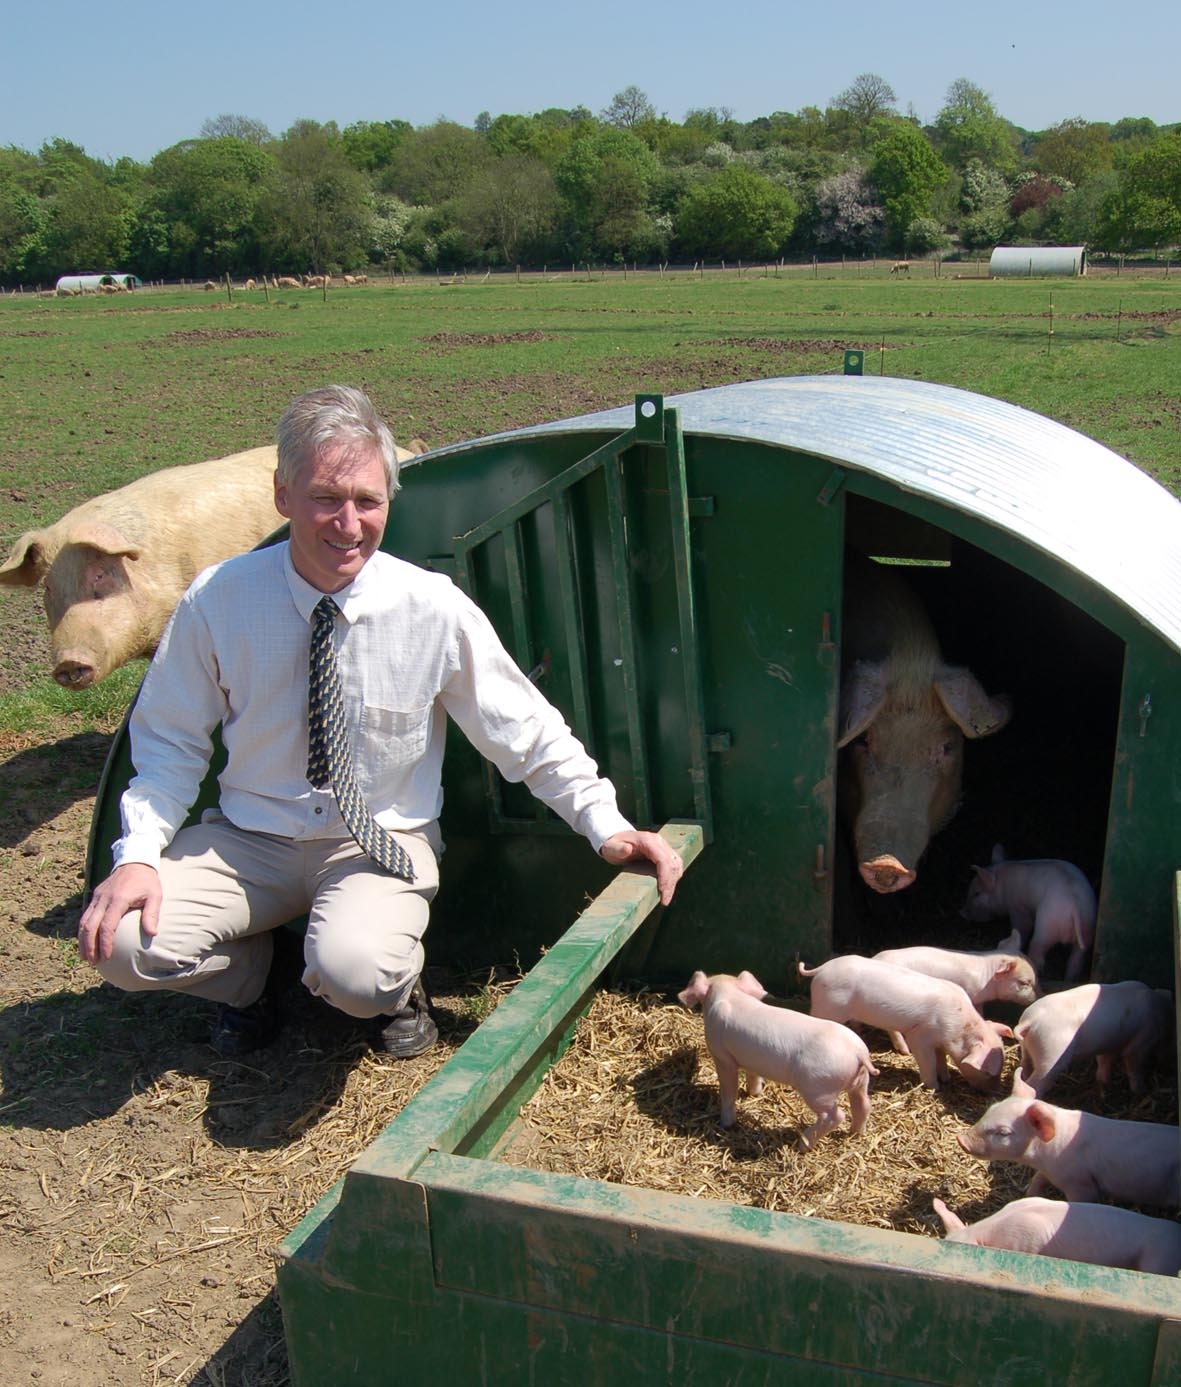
[419,375,1181,655]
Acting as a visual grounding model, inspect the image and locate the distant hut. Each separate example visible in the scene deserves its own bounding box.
[55,272,142,292]
[989,246,1087,277]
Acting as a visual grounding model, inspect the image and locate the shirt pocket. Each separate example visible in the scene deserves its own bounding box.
[358,702,432,776]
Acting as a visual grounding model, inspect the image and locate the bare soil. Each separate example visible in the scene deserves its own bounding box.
[0,670,510,1385]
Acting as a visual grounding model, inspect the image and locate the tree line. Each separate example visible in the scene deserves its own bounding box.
[1,77,1179,286]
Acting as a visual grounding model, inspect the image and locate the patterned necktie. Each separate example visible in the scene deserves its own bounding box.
[307,596,416,882]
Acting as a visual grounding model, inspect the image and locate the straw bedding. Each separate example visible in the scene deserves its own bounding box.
[498,986,1179,1236]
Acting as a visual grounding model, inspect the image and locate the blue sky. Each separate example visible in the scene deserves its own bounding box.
[4,0,1177,164]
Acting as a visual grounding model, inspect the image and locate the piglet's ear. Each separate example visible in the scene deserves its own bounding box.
[1027,1102,1057,1143]
[1011,1069,1036,1098]
[735,970,766,999]
[677,971,709,1010]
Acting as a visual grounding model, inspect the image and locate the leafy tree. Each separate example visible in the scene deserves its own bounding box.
[812,168,883,253]
[830,73,897,148]
[341,119,412,174]
[867,119,946,247]
[906,216,949,256]
[200,113,272,146]
[135,137,276,276]
[933,79,1017,173]
[262,120,373,271]
[600,86,656,129]
[386,120,490,203]
[456,154,560,264]
[0,173,45,281]
[1096,132,1181,250]
[1033,118,1113,186]
[675,164,797,261]
[555,126,661,260]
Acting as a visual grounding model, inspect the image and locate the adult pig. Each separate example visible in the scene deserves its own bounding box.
[838,553,1011,893]
[957,1071,1181,1206]
[799,955,1013,1092]
[872,932,1038,1054]
[0,438,422,689]
[961,845,1096,981]
[932,1196,1181,1275]
[678,970,877,1148]
[1014,980,1174,1098]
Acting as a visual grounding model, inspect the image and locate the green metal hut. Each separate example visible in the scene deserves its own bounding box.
[88,374,1181,1385]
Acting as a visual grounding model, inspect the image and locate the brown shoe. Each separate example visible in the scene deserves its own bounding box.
[377,978,438,1058]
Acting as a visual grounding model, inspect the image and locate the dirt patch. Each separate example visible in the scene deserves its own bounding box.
[142,329,285,347]
[420,330,551,347]
[698,337,896,353]
[0,696,519,1385]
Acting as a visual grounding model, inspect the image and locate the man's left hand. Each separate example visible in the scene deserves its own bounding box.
[600,830,684,905]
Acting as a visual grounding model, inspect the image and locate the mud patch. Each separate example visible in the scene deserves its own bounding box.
[142,328,285,347]
[421,330,552,347]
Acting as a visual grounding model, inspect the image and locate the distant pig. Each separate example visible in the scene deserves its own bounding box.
[873,932,1038,1054]
[678,970,878,1148]
[1014,981,1174,1098]
[960,845,1096,981]
[0,438,426,689]
[932,1196,1181,1275]
[957,1071,1181,1206]
[838,553,1011,894]
[799,955,1013,1092]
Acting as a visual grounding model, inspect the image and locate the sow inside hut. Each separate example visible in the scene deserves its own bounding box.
[89,376,1181,1385]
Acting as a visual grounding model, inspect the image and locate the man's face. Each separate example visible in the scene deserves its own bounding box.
[274,443,390,593]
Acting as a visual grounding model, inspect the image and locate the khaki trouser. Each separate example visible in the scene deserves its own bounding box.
[97,815,441,1018]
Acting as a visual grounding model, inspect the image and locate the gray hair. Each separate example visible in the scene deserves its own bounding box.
[275,385,401,495]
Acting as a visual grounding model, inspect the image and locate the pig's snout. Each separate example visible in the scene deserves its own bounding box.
[860,856,916,893]
[53,658,98,689]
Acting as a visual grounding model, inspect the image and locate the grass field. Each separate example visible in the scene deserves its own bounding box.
[3,264,1178,726]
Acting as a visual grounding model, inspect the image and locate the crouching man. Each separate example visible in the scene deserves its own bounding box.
[79,385,682,1058]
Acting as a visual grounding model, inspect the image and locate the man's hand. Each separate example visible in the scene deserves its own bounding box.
[78,863,163,964]
[600,830,684,906]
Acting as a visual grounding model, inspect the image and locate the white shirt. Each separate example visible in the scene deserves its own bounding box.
[113,544,633,868]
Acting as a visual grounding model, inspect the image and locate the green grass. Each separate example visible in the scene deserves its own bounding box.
[0,663,144,739]
[2,265,1178,728]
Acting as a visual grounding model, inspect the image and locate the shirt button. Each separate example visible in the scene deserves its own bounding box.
[314,807,323,815]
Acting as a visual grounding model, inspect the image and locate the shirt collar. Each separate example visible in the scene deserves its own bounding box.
[282,544,384,625]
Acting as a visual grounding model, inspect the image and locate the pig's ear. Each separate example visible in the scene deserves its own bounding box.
[997,928,1021,952]
[0,530,51,586]
[990,843,1007,864]
[1026,1102,1057,1142]
[735,970,766,999]
[1011,1069,1036,1098]
[677,971,709,1010]
[838,660,888,747]
[933,669,1012,739]
[974,865,997,890]
[932,1197,964,1233]
[67,520,141,562]
[989,1021,1015,1041]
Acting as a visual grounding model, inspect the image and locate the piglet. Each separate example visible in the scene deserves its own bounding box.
[873,932,1038,1054]
[678,970,878,1149]
[798,955,1013,1093]
[960,845,1096,981]
[957,1071,1180,1206]
[932,1196,1181,1275]
[1014,980,1174,1098]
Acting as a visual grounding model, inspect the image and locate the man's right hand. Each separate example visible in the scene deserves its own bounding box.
[78,862,163,964]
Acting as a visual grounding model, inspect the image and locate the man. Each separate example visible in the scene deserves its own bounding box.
[79,385,683,1059]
